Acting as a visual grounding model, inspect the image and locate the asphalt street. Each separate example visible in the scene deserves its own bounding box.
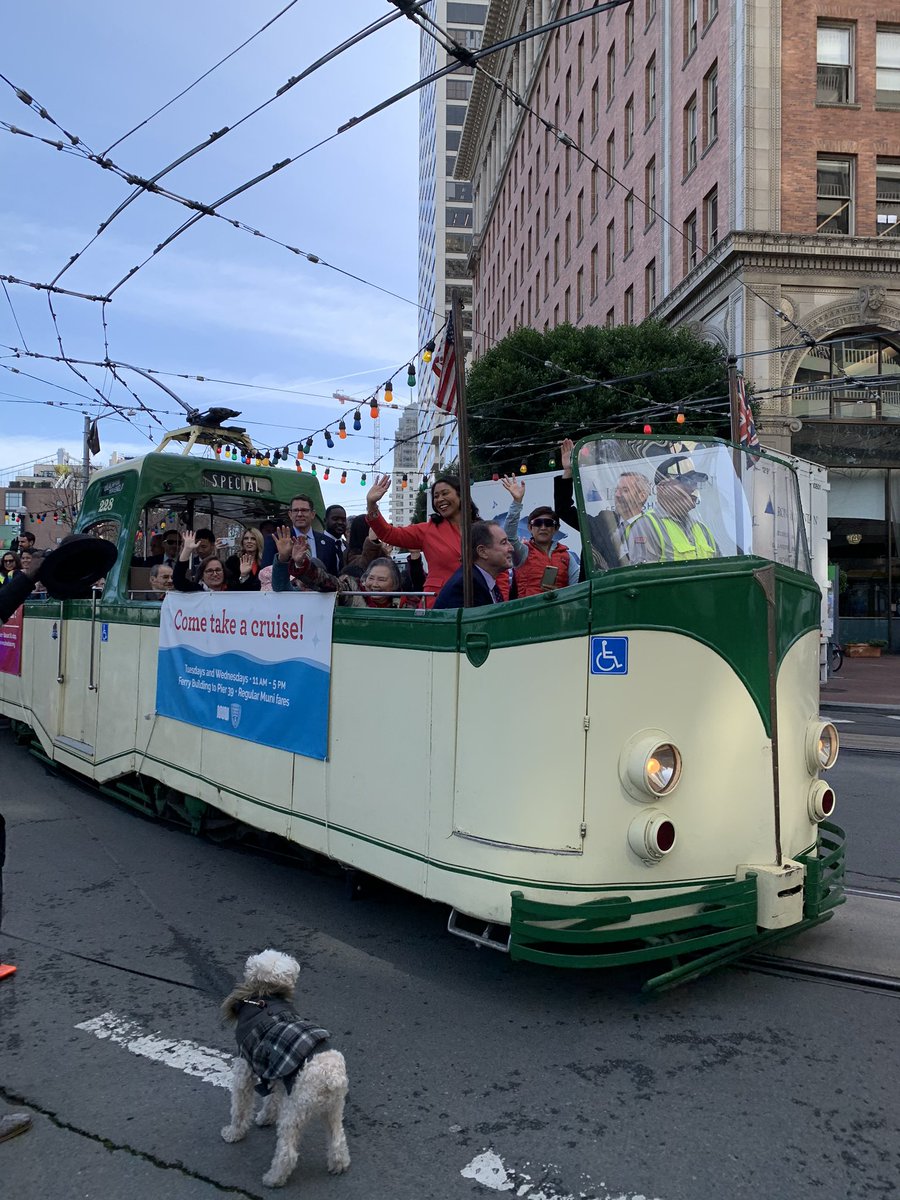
[1,736,898,1200]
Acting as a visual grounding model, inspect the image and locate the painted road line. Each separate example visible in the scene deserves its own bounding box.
[887,716,900,721]
[827,719,855,724]
[461,1149,661,1200]
[75,1011,233,1089]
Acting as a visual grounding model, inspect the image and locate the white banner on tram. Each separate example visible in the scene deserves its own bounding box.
[156,592,336,760]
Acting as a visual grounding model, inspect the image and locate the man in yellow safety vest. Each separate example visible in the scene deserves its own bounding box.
[626,455,718,564]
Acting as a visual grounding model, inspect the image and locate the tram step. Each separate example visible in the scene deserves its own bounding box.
[447,909,511,954]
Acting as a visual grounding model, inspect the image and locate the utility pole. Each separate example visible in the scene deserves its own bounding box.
[82,413,91,508]
[450,292,474,609]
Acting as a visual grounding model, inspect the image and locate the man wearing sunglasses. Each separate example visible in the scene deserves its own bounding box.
[500,477,573,598]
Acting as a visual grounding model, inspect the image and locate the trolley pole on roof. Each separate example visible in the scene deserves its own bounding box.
[450,291,474,609]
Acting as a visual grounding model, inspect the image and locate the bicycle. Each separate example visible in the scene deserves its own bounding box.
[830,641,844,673]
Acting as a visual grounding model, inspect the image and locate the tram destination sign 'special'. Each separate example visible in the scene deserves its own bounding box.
[201,471,272,493]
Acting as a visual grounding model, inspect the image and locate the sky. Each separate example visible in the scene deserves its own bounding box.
[1,1,423,513]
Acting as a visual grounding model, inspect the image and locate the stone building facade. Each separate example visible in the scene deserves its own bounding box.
[452,0,900,646]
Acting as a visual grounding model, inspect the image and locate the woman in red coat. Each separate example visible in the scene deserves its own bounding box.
[365,474,479,608]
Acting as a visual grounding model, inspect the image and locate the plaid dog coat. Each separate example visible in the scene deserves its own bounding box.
[234,997,330,1095]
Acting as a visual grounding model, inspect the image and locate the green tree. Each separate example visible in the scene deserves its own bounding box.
[466,321,730,476]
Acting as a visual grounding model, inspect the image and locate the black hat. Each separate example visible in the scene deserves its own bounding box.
[654,455,709,487]
[38,535,119,600]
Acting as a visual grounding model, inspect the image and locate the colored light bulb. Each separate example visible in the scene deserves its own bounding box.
[406,364,416,387]
[423,340,435,364]
[338,421,347,440]
[305,438,313,454]
[340,471,347,484]
[324,468,330,480]
[215,445,222,457]
[325,429,334,448]
[519,463,527,474]
[370,402,379,419]
[384,380,393,402]
[401,473,408,489]
[676,409,685,425]
[353,410,362,432]
[643,424,652,434]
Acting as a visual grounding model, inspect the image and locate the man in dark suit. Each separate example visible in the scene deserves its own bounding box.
[434,521,513,609]
[321,505,347,574]
[289,496,333,569]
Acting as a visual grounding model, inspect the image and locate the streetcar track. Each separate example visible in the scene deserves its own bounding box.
[742,956,900,994]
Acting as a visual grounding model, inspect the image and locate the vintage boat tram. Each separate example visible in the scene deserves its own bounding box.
[0,432,844,989]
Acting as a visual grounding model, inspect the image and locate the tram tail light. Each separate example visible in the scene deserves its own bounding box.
[627,812,676,864]
[808,780,836,823]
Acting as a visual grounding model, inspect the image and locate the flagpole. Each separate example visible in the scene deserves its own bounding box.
[727,355,747,555]
[728,355,741,447]
[450,292,474,609]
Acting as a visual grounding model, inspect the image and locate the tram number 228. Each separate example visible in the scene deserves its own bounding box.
[590,636,629,676]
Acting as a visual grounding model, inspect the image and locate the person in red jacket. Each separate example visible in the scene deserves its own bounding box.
[500,477,573,598]
[365,474,479,608]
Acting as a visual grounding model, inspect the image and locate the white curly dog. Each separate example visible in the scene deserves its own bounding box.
[220,949,350,1188]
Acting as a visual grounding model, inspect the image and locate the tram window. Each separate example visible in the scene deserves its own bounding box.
[82,518,121,599]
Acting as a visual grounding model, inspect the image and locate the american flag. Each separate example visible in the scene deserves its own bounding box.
[431,316,457,415]
[737,373,761,458]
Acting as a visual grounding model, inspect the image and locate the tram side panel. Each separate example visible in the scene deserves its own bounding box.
[774,630,826,861]
[0,606,63,744]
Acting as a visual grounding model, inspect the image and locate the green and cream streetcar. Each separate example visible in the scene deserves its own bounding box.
[0,430,844,989]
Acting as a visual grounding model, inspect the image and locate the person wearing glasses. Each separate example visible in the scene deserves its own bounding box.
[173,532,260,593]
[0,552,21,585]
[500,477,573,598]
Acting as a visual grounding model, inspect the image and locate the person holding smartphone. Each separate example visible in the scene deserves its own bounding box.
[500,477,573,598]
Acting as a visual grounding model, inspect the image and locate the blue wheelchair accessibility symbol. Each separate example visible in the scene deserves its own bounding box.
[590,635,628,675]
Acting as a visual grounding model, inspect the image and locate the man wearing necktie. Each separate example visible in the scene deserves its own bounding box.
[433,521,514,609]
[289,496,332,566]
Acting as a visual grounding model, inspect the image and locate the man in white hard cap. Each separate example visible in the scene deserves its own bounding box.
[626,455,718,564]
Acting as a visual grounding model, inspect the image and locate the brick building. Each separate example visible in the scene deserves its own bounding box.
[452,0,900,647]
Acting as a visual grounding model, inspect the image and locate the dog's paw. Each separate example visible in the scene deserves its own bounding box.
[255,1109,276,1127]
[261,1169,288,1188]
[328,1145,351,1174]
[220,1125,245,1143]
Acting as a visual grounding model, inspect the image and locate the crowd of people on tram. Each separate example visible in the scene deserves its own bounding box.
[125,440,718,610]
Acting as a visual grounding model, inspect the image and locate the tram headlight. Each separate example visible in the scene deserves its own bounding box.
[808,780,836,823]
[806,721,839,773]
[620,732,682,800]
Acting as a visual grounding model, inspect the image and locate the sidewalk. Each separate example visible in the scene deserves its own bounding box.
[820,652,900,710]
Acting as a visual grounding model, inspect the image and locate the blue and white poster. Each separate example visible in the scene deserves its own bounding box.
[156,592,336,760]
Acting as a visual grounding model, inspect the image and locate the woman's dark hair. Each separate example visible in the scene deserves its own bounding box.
[199,555,227,589]
[527,505,558,526]
[346,513,370,557]
[429,475,480,525]
[1,551,21,570]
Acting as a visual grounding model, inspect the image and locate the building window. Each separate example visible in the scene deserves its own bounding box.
[543,253,550,297]
[606,219,616,279]
[816,156,853,233]
[645,258,657,313]
[577,35,585,88]
[646,0,656,26]
[624,192,635,254]
[684,210,699,271]
[704,185,719,248]
[625,3,635,65]
[447,3,488,21]
[817,24,854,104]
[592,9,600,54]
[554,165,560,211]
[606,131,615,193]
[624,95,634,160]
[590,244,599,299]
[565,147,572,190]
[565,214,572,262]
[591,81,600,134]
[645,55,656,125]
[577,112,584,154]
[591,167,599,218]
[544,186,550,231]
[607,42,616,104]
[876,28,900,106]
[704,65,718,147]
[605,307,615,328]
[624,285,635,324]
[446,181,473,201]
[565,67,572,114]
[446,79,472,100]
[684,94,698,175]
[703,0,718,27]
[576,267,585,318]
[577,188,585,242]
[446,104,468,125]
[554,234,560,281]
[446,207,473,228]
[876,160,900,236]
[645,157,656,226]
[684,0,698,59]
[564,287,571,323]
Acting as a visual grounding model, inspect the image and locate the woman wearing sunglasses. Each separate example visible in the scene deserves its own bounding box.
[500,477,573,598]
[173,531,260,593]
[0,552,22,585]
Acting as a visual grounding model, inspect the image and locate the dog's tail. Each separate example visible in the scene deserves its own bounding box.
[304,1050,349,1097]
